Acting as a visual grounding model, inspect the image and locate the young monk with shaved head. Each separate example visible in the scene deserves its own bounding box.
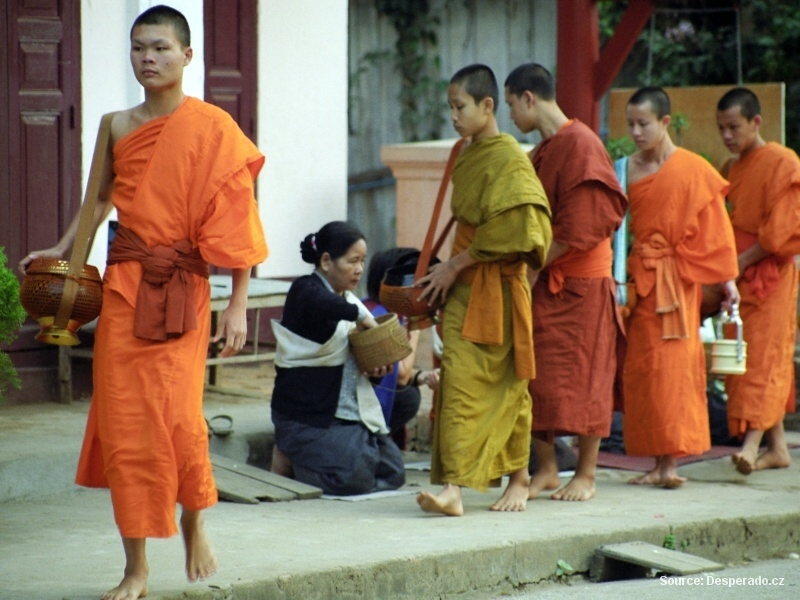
[19,5,267,598]
[415,64,552,516]
[716,87,799,476]
[621,87,739,488]
[504,63,627,502]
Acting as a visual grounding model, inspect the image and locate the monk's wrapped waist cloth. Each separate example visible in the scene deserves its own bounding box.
[544,238,614,295]
[456,245,534,380]
[734,228,793,301]
[630,233,688,340]
[448,134,552,382]
[107,224,209,341]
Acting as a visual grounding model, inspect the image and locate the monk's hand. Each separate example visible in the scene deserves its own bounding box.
[422,368,440,389]
[18,247,64,275]
[415,261,457,306]
[721,279,741,313]
[213,304,248,357]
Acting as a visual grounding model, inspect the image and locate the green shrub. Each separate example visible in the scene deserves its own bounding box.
[0,247,26,401]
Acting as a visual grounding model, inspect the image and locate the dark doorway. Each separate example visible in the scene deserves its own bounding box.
[204,0,258,142]
[1,0,82,272]
[1,0,82,403]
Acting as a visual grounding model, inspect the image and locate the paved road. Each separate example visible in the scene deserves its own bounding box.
[496,557,800,599]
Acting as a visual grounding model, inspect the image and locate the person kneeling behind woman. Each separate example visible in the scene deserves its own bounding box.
[269,221,406,495]
[363,247,440,448]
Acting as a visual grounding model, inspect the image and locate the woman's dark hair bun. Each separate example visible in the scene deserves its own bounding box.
[299,233,318,264]
[299,221,365,268]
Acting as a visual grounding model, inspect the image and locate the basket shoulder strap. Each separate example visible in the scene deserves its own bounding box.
[414,138,466,280]
[55,112,114,328]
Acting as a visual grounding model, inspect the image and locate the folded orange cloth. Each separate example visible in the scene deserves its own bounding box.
[108,224,208,341]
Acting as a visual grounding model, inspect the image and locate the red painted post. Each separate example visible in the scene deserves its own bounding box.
[556,0,600,130]
[557,0,655,133]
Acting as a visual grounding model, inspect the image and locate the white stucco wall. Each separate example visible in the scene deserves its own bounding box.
[257,2,349,278]
[79,0,349,279]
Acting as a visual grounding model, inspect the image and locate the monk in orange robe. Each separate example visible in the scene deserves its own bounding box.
[716,87,800,475]
[504,63,627,502]
[621,87,739,488]
[19,7,267,600]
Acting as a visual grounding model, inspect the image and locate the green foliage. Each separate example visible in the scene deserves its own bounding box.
[670,111,689,147]
[606,136,636,160]
[663,524,690,551]
[554,559,575,582]
[373,0,448,141]
[742,0,800,151]
[0,247,26,400]
[598,0,800,153]
[663,525,677,550]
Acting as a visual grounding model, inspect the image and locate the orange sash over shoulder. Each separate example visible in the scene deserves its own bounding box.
[454,224,534,379]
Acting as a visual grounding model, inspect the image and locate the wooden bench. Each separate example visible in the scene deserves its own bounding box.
[58,275,291,403]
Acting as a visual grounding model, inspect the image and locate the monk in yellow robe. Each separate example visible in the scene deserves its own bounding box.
[415,64,551,517]
[622,87,739,488]
[504,63,627,502]
[716,87,800,474]
[19,7,267,600]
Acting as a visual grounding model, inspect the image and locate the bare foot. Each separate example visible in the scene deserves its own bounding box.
[181,510,218,582]
[661,475,687,489]
[628,468,662,485]
[731,452,755,475]
[491,470,529,511]
[527,471,560,499]
[416,486,463,516]
[753,447,792,471]
[551,474,595,501]
[102,573,148,600]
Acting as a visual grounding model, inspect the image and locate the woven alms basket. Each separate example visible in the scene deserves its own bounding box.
[379,262,442,331]
[348,313,412,373]
[19,258,103,346]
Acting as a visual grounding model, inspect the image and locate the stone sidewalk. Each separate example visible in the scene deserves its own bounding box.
[2,376,800,600]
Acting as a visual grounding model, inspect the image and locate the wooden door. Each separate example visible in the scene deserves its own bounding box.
[1,0,81,272]
[1,0,81,402]
[204,0,258,141]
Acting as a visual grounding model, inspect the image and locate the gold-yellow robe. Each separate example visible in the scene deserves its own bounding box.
[430,133,552,490]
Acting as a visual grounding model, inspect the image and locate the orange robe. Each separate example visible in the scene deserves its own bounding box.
[75,97,268,538]
[528,120,627,437]
[723,142,800,435]
[623,148,738,457]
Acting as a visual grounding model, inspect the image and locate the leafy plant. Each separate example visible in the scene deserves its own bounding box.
[599,0,800,153]
[373,0,448,141]
[606,136,636,160]
[0,247,26,401]
[663,525,677,550]
[554,558,575,582]
[670,111,689,147]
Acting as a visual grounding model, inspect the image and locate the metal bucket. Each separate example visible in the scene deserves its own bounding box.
[709,303,747,375]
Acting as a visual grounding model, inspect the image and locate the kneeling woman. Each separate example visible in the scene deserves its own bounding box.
[270,221,406,495]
